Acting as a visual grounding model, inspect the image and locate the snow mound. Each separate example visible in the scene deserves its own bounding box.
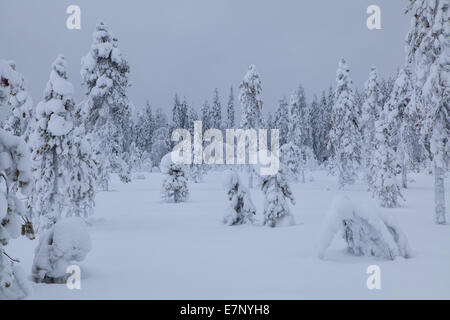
[32,218,92,283]
[159,152,173,174]
[316,195,411,260]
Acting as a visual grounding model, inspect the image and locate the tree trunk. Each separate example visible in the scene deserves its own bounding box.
[401,152,408,189]
[434,164,446,225]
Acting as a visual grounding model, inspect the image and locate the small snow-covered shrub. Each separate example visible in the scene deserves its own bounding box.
[32,218,92,284]
[160,154,189,203]
[317,195,411,260]
[260,166,295,227]
[223,172,256,225]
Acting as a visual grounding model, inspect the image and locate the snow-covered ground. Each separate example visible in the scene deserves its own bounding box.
[9,170,450,299]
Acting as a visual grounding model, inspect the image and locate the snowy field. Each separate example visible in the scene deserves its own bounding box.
[9,170,450,300]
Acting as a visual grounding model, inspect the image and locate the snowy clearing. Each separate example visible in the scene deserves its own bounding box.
[9,170,450,299]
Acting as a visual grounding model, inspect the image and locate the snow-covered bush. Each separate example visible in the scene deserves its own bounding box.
[32,217,92,284]
[317,195,411,260]
[260,166,295,227]
[223,172,256,225]
[0,59,34,299]
[160,154,189,203]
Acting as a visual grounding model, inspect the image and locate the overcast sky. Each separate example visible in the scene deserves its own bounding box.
[0,0,411,116]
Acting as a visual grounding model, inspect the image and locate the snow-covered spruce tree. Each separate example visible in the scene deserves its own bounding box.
[406,0,449,224]
[239,65,264,188]
[210,88,222,129]
[32,217,91,284]
[172,94,188,130]
[0,59,34,299]
[160,154,189,203]
[151,126,170,166]
[135,101,154,154]
[81,21,132,189]
[361,67,381,189]
[274,96,290,146]
[187,104,199,136]
[65,122,97,219]
[288,85,311,149]
[29,55,76,231]
[328,59,362,188]
[239,64,264,129]
[317,196,411,260]
[372,102,404,208]
[201,100,212,132]
[223,172,256,225]
[280,142,301,182]
[310,91,332,163]
[298,146,316,183]
[386,68,425,189]
[226,86,235,128]
[3,61,34,142]
[260,165,296,227]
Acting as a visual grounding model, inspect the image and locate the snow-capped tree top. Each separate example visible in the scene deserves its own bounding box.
[44,54,74,100]
[0,59,21,104]
[239,64,263,129]
[336,58,353,93]
[35,55,74,137]
[81,21,130,94]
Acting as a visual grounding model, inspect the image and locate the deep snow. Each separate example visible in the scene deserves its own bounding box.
[8,170,450,299]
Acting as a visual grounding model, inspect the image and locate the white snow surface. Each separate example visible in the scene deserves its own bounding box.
[8,170,450,299]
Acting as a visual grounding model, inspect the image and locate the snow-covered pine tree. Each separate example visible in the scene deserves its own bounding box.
[372,98,404,208]
[328,59,362,188]
[223,172,256,225]
[210,88,222,129]
[0,59,34,299]
[80,21,132,189]
[406,0,449,224]
[226,86,235,128]
[261,165,296,227]
[273,96,290,146]
[361,67,381,190]
[161,155,189,203]
[29,55,76,231]
[239,65,264,129]
[288,85,311,149]
[3,61,34,142]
